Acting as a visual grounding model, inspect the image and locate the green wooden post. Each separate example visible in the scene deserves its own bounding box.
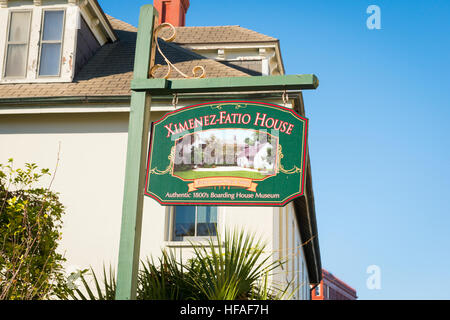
[115,5,157,300]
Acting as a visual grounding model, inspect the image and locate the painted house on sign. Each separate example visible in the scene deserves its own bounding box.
[237,141,275,171]
[0,0,321,300]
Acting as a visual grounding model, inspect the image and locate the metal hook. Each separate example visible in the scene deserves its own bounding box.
[282,90,289,106]
[172,93,178,108]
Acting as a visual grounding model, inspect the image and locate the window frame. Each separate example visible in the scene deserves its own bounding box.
[168,206,219,242]
[315,283,320,296]
[2,9,33,79]
[37,8,66,78]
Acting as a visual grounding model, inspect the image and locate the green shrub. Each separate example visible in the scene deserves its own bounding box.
[0,159,66,300]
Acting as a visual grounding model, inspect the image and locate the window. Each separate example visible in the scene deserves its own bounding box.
[315,284,320,296]
[38,10,65,76]
[172,206,218,241]
[4,11,32,78]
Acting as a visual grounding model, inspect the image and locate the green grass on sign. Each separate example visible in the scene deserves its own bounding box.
[173,170,267,180]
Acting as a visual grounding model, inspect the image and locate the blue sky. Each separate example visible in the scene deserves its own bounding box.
[98,0,450,299]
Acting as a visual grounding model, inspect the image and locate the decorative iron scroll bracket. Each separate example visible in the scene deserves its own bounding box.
[150,22,206,79]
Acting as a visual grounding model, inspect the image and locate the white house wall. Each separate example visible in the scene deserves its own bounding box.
[272,205,310,300]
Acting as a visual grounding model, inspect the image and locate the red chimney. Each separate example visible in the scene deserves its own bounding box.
[154,0,190,27]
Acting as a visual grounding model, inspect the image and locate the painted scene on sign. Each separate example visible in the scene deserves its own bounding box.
[172,128,279,180]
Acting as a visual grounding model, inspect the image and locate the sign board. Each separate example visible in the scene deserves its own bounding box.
[144,101,308,206]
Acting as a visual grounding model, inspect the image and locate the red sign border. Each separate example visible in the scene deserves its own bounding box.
[144,100,309,207]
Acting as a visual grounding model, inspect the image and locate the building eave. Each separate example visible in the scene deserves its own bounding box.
[274,40,286,75]
[292,167,322,285]
[291,94,322,285]
[91,0,118,42]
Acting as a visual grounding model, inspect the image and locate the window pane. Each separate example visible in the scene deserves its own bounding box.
[5,44,27,77]
[8,12,31,42]
[174,206,196,239]
[39,43,61,76]
[197,207,217,236]
[42,11,64,41]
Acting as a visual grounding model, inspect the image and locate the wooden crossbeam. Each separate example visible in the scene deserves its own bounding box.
[131,74,319,94]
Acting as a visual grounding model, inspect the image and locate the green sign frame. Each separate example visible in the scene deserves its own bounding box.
[145,100,308,206]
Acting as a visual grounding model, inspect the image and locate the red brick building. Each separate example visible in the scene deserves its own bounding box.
[312,269,357,300]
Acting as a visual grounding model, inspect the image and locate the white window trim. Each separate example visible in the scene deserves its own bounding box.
[166,206,221,244]
[37,8,66,78]
[2,9,32,79]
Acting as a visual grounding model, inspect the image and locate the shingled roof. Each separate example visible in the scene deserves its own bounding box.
[161,25,278,44]
[0,16,255,100]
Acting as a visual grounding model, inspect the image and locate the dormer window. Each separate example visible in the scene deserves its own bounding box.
[0,1,116,84]
[4,10,32,78]
[38,10,65,77]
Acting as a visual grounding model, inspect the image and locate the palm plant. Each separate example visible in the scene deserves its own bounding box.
[137,249,199,300]
[61,228,292,300]
[184,228,285,300]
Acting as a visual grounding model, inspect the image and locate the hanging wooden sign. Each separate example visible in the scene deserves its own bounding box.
[144,101,308,206]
